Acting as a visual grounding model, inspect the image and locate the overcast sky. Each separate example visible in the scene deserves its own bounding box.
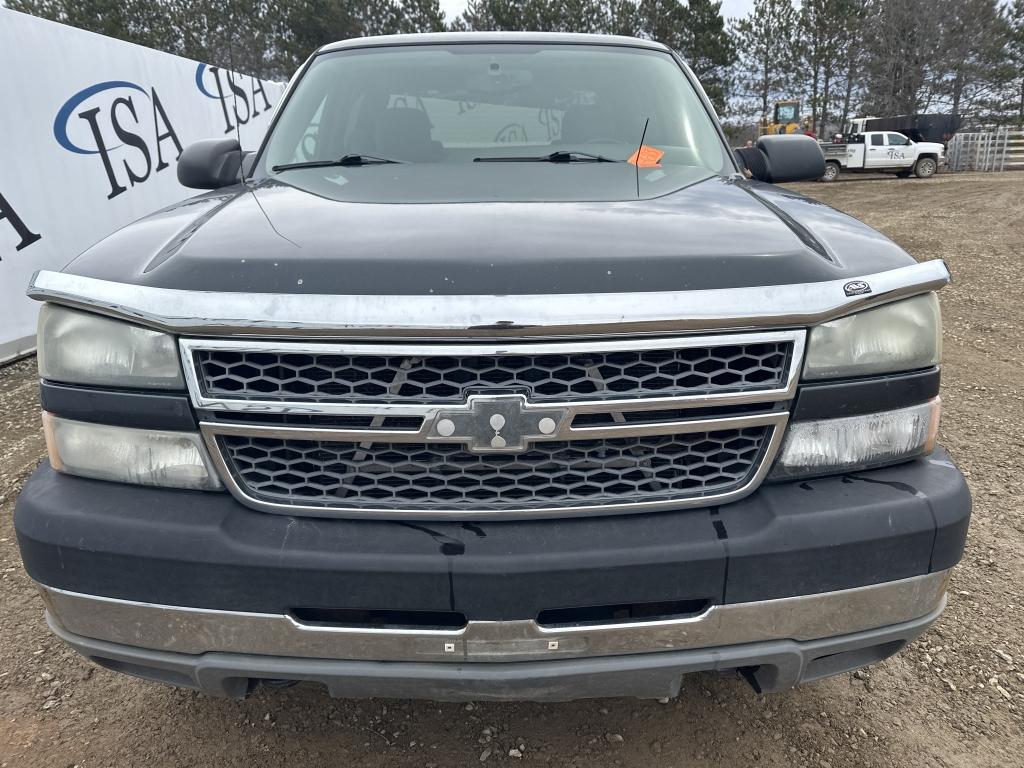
[439,0,756,23]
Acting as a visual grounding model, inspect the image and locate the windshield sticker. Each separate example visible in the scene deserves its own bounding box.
[628,145,664,168]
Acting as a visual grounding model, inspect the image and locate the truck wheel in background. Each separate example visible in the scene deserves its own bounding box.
[914,157,937,179]
[821,161,841,182]
[896,169,913,178]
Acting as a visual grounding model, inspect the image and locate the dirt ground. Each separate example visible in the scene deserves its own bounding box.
[1,171,1022,767]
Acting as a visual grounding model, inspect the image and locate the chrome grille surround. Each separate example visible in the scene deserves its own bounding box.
[182,331,804,519]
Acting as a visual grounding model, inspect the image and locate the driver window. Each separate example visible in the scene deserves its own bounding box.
[887,133,909,146]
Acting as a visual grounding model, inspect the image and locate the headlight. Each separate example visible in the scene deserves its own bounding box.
[803,293,940,380]
[769,399,940,480]
[37,303,183,389]
[43,413,221,491]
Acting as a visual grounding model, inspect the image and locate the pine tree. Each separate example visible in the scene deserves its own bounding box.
[7,0,447,79]
[675,0,734,113]
[798,0,863,135]
[730,0,799,124]
[859,0,942,116]
[7,0,181,53]
[932,0,1011,119]
[456,0,613,32]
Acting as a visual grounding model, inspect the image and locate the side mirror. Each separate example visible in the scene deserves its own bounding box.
[177,138,245,189]
[734,134,825,184]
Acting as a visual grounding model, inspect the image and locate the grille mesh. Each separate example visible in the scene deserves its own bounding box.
[195,342,791,404]
[219,427,772,511]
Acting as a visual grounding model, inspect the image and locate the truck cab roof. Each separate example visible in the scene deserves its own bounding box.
[318,32,672,54]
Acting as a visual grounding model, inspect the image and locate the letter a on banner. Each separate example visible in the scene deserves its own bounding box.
[0,190,42,258]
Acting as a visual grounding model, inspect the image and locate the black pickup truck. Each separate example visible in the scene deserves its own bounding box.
[16,32,970,702]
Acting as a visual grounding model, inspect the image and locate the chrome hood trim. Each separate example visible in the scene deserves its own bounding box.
[28,260,949,339]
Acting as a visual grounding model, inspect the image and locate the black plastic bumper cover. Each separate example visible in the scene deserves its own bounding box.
[16,448,970,620]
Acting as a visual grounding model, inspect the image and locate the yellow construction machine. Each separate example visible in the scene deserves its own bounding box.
[761,100,803,135]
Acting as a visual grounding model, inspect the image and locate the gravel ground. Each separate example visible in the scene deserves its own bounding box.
[1,171,1022,767]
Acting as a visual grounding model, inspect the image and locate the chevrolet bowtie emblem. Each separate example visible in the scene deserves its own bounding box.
[429,394,568,453]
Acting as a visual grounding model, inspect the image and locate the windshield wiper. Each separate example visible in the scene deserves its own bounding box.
[474,150,622,164]
[271,154,405,172]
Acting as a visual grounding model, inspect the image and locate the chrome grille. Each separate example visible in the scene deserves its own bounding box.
[193,341,792,404]
[184,332,804,519]
[218,427,773,512]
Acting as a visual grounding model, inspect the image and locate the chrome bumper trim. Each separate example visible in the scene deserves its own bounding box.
[39,571,949,663]
[28,261,949,339]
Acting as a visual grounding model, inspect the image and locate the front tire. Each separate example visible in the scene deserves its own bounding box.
[821,161,840,182]
[914,157,937,178]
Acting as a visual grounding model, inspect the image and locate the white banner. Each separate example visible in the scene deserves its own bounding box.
[0,9,286,362]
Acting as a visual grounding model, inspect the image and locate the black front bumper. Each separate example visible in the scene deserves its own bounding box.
[47,602,945,699]
[16,449,970,619]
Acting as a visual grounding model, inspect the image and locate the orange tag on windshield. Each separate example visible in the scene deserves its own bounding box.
[628,145,664,168]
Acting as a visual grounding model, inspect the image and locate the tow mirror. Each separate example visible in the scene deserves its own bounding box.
[734,134,825,184]
[177,138,249,189]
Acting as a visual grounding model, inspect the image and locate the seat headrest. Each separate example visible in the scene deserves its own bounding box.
[561,104,623,145]
[375,107,442,162]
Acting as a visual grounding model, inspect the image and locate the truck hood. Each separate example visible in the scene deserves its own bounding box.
[65,175,915,295]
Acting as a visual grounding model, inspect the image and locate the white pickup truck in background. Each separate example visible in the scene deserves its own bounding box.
[820,131,945,181]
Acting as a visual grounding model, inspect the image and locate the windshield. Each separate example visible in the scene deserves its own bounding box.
[254,43,734,203]
[774,103,798,123]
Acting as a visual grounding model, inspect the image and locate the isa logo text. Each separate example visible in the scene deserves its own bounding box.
[195,64,273,135]
[53,81,183,200]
